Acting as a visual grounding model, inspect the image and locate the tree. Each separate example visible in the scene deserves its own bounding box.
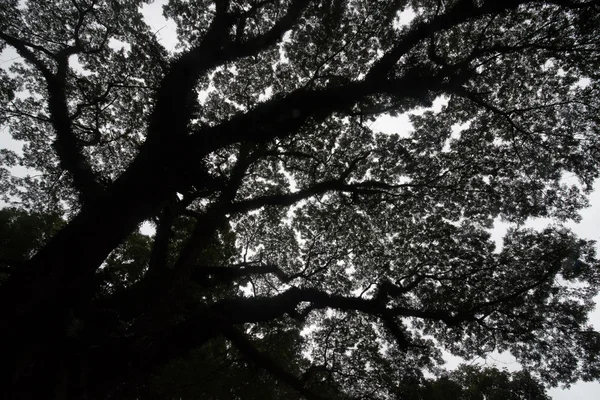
[0,207,64,282]
[417,365,551,400]
[1,0,600,398]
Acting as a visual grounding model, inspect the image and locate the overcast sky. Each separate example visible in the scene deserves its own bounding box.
[0,1,598,398]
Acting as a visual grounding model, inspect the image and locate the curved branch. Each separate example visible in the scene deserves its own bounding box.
[0,32,54,77]
[210,287,455,326]
[228,0,314,57]
[186,61,459,161]
[0,29,104,202]
[229,178,348,213]
[145,0,314,146]
[227,169,477,215]
[366,0,524,80]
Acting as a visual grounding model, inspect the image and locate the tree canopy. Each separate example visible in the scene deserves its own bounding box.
[1,0,600,398]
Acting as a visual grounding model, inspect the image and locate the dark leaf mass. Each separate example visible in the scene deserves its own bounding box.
[1,0,600,398]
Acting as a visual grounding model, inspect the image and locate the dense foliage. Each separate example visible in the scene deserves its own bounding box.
[1,0,600,398]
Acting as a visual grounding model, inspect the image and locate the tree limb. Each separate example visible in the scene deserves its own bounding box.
[146,197,178,280]
[367,0,524,80]
[0,30,104,202]
[192,263,298,286]
[145,0,314,146]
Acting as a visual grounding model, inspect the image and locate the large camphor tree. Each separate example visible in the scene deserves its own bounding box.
[1,0,600,398]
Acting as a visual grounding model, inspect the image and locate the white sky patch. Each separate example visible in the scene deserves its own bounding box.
[68,54,94,76]
[139,220,156,236]
[373,95,449,137]
[0,48,40,200]
[393,7,417,29]
[489,217,511,254]
[371,113,412,137]
[351,284,377,299]
[282,202,305,228]
[108,37,131,53]
[573,77,591,89]
[431,96,449,112]
[442,346,521,374]
[0,118,24,156]
[198,87,214,104]
[550,382,600,400]
[300,323,319,337]
[0,47,21,69]
[258,86,273,102]
[411,95,449,116]
[542,59,555,72]
[238,282,254,297]
[224,98,247,111]
[279,162,299,192]
[442,120,471,152]
[344,263,355,276]
[451,120,470,139]
[483,351,521,371]
[278,30,292,64]
[197,68,222,104]
[397,175,412,185]
[139,0,179,52]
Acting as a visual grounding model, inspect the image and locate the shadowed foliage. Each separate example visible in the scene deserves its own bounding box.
[1,0,600,398]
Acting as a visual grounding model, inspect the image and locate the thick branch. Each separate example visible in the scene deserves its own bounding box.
[47,78,104,202]
[146,199,177,280]
[0,32,54,78]
[367,0,523,80]
[192,263,297,286]
[0,31,103,202]
[229,178,348,213]
[145,0,313,146]
[186,61,459,162]
[228,0,313,57]
[170,143,254,286]
[227,171,471,215]
[210,287,450,325]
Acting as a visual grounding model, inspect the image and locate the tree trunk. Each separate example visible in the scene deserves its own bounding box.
[0,147,179,397]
